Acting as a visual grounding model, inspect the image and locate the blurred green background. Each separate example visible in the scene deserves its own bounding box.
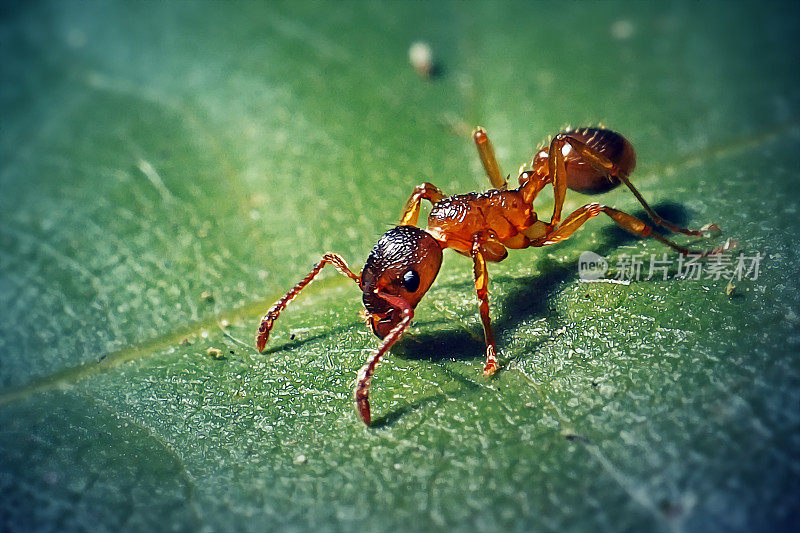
[1,1,799,532]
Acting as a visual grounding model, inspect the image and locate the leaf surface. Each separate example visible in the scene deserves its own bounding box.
[1,2,799,532]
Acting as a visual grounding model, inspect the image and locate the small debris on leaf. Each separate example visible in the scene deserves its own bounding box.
[564,434,590,444]
[409,41,434,78]
[206,347,224,360]
[726,280,736,297]
[610,19,634,40]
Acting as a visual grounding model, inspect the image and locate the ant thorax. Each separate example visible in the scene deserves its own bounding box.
[425,189,536,260]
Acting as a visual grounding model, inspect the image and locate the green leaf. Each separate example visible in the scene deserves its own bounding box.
[2,2,799,531]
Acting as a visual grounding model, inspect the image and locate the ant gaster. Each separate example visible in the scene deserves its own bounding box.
[257,127,730,425]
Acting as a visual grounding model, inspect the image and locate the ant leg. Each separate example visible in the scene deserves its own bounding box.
[616,173,719,236]
[256,253,360,352]
[518,168,552,205]
[354,293,413,425]
[535,203,732,256]
[545,134,570,227]
[557,135,718,236]
[399,182,445,226]
[473,127,507,189]
[471,235,500,376]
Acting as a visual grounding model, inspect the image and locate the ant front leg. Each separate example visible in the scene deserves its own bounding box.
[354,292,414,425]
[256,253,360,352]
[536,203,732,256]
[471,234,502,376]
[473,127,508,189]
[400,183,445,226]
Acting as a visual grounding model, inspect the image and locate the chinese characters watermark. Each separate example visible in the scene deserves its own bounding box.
[578,250,763,283]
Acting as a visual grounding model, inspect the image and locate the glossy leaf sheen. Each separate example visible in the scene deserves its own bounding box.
[1,2,799,532]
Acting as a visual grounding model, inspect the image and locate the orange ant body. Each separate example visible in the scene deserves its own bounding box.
[257,127,728,425]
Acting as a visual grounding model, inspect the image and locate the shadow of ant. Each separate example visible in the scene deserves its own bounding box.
[499,201,694,335]
[260,323,360,356]
[370,365,485,428]
[370,393,450,428]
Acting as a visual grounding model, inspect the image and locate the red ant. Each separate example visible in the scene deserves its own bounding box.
[257,127,729,425]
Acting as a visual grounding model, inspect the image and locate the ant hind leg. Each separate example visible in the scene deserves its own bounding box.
[615,173,720,237]
[557,134,720,237]
[535,203,732,257]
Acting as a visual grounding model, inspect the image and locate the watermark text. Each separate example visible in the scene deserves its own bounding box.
[578,251,763,282]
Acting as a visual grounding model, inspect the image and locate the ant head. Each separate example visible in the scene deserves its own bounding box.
[360,225,442,338]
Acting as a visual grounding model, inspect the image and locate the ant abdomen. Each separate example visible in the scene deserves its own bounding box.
[532,127,637,194]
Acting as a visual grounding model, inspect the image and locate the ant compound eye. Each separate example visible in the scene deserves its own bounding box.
[402,270,420,292]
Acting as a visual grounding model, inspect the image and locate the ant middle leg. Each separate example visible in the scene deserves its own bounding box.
[400,182,445,226]
[470,233,503,376]
[532,203,731,257]
[551,134,718,236]
[473,127,508,189]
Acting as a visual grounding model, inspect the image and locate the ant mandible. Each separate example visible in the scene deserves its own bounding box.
[257,126,728,425]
